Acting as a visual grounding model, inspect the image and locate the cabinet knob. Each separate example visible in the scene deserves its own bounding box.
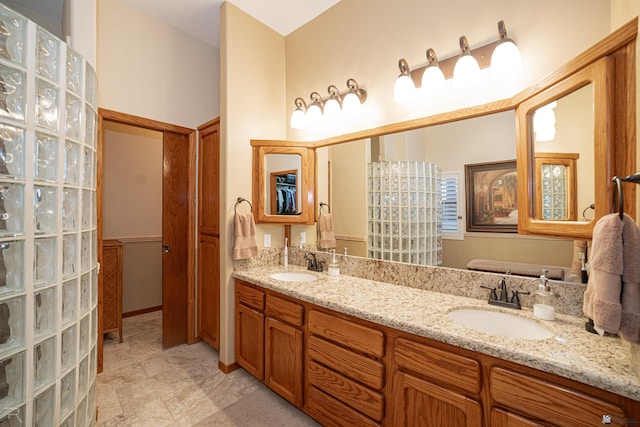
[162,245,171,253]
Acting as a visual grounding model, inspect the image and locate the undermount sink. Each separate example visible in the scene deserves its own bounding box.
[447,308,555,340]
[269,271,320,283]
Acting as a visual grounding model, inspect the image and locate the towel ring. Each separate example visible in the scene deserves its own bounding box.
[612,172,640,220]
[319,202,330,214]
[234,197,252,214]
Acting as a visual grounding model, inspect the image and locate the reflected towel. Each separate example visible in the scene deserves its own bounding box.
[232,212,258,260]
[571,240,589,277]
[583,213,640,341]
[317,213,336,249]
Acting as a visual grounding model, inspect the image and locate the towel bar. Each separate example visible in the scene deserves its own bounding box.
[234,197,252,214]
[612,172,640,219]
[319,202,330,214]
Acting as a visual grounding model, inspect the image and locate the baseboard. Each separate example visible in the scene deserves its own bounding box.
[123,305,162,318]
[219,360,239,374]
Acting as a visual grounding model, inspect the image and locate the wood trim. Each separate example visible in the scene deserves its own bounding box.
[123,305,163,318]
[186,130,198,344]
[97,112,104,374]
[99,108,194,134]
[218,360,240,374]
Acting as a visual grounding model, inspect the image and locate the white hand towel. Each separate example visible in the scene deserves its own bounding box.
[317,213,336,249]
[232,212,258,260]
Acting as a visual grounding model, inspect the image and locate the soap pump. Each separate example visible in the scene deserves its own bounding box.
[533,269,555,320]
[328,249,340,277]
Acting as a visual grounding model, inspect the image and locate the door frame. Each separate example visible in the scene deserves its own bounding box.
[97,108,198,372]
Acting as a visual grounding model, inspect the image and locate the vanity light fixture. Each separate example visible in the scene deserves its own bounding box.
[289,79,367,129]
[453,36,481,89]
[421,48,446,95]
[490,20,523,80]
[533,101,557,142]
[394,20,522,103]
[393,58,417,103]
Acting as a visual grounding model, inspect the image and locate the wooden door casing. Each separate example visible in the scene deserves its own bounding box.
[97,109,197,371]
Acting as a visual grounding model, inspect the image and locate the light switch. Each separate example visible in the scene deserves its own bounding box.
[300,232,306,244]
[264,234,271,248]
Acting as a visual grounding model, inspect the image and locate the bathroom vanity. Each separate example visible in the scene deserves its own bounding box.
[233,265,640,426]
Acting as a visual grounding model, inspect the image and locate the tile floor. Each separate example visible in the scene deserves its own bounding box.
[97,311,320,426]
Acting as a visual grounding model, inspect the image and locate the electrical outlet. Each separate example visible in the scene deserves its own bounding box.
[263,234,271,248]
[300,232,306,244]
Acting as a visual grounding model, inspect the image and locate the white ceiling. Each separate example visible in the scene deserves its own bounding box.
[117,0,342,48]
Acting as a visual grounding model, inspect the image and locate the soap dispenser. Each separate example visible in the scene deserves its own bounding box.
[533,269,555,320]
[328,249,340,277]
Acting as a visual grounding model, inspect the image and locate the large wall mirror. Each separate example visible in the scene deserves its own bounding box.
[316,112,583,282]
[252,145,315,224]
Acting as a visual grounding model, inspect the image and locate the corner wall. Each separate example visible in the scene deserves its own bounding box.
[219,3,287,364]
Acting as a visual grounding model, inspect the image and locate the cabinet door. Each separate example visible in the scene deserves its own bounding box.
[265,317,303,407]
[197,235,219,349]
[392,371,483,427]
[235,304,264,380]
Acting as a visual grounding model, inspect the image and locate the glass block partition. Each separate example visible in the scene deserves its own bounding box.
[367,161,442,266]
[0,4,98,426]
[540,164,567,220]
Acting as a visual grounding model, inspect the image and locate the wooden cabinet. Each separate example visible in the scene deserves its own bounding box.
[306,309,385,426]
[197,118,220,349]
[102,239,123,343]
[489,366,627,427]
[233,281,640,426]
[264,294,304,407]
[392,370,483,427]
[392,337,482,426]
[234,282,264,379]
[235,282,305,406]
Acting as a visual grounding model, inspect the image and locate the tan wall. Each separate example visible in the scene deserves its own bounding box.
[220,3,287,364]
[121,240,163,313]
[103,121,163,312]
[97,0,219,128]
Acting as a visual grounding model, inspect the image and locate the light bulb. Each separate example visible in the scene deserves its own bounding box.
[290,108,306,129]
[306,103,323,127]
[394,75,416,103]
[421,65,446,95]
[323,97,342,121]
[342,92,362,116]
[491,40,522,80]
[453,54,481,89]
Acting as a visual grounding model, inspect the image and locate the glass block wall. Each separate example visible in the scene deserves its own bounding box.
[0,4,98,426]
[540,164,568,220]
[367,161,442,266]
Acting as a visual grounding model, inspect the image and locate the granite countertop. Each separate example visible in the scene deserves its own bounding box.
[232,265,640,402]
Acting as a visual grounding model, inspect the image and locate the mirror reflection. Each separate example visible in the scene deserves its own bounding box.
[532,83,594,222]
[317,112,583,283]
[264,153,301,216]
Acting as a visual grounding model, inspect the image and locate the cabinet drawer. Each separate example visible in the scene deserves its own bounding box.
[235,281,265,310]
[266,294,304,326]
[307,360,385,421]
[308,335,384,390]
[395,337,481,394]
[307,385,382,427]
[308,310,385,358]
[490,366,626,426]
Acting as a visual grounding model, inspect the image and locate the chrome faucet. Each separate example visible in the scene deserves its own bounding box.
[481,274,529,310]
[304,252,325,272]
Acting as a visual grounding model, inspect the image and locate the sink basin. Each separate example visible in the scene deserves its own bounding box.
[447,308,554,340]
[269,271,320,282]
